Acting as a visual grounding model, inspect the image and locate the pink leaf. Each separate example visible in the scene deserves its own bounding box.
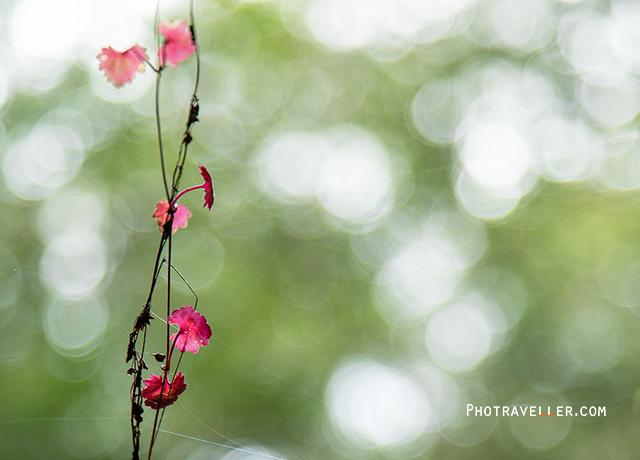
[142,372,187,409]
[168,306,212,354]
[153,200,191,234]
[198,164,214,210]
[158,20,196,68]
[97,45,148,88]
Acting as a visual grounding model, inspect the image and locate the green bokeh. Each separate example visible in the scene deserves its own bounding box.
[2,1,640,459]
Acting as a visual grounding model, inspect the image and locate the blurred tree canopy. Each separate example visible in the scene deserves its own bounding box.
[2,0,640,459]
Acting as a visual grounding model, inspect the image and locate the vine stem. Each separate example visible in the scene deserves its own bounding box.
[155,71,170,201]
[130,0,202,457]
[146,216,174,460]
[171,184,204,206]
[190,0,201,96]
[129,230,168,460]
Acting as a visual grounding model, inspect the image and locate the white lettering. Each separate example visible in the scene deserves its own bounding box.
[464,404,600,417]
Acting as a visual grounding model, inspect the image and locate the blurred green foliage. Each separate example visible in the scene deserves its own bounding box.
[2,0,640,459]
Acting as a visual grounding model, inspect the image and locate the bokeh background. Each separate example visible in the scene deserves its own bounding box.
[2,0,640,458]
